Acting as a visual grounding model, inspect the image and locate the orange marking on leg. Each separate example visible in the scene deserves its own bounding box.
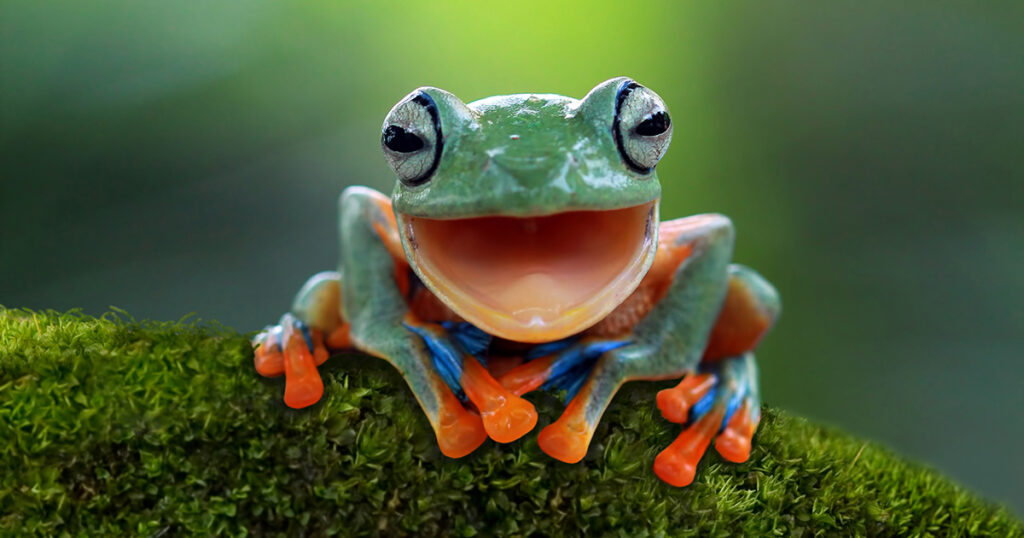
[703,279,771,362]
[654,407,725,487]
[392,262,411,298]
[537,387,593,463]
[496,355,557,396]
[366,194,412,297]
[254,342,284,377]
[461,356,538,443]
[643,240,693,287]
[282,339,324,409]
[588,229,695,339]
[369,196,406,260]
[435,389,488,458]
[656,373,716,424]
[715,402,760,463]
[325,323,352,350]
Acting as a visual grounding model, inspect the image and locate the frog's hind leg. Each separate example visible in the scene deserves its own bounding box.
[701,264,780,364]
[655,264,778,423]
[654,264,779,485]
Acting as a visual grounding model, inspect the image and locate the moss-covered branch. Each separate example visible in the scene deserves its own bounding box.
[0,309,1020,536]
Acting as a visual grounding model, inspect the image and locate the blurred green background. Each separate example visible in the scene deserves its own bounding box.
[2,0,1022,514]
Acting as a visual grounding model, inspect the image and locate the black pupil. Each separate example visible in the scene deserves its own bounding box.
[634,111,671,136]
[383,125,425,153]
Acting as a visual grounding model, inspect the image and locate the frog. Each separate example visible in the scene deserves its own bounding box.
[252,77,780,487]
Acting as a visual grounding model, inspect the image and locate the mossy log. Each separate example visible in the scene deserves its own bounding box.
[1,309,1020,536]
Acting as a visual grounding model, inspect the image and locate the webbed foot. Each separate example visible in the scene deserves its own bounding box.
[253,314,331,408]
[405,320,539,444]
[434,388,489,458]
[496,338,630,463]
[653,353,760,487]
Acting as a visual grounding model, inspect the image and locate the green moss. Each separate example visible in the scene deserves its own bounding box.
[0,308,1020,537]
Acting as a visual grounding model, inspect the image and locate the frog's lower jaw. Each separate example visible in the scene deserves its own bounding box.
[397,201,659,343]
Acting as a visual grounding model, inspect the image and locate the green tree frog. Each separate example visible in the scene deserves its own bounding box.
[253,77,780,487]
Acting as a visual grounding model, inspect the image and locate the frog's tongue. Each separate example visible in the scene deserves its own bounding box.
[401,202,658,343]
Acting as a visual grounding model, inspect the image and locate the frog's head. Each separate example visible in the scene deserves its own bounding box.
[380,77,673,343]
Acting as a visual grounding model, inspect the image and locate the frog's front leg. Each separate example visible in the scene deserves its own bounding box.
[541,215,779,488]
[253,272,351,408]
[336,186,493,458]
[402,321,539,443]
[523,214,736,466]
[254,187,489,457]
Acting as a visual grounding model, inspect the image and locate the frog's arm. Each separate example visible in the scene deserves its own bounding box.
[510,214,733,464]
[525,214,778,487]
[337,186,494,457]
[254,187,489,458]
[252,272,351,408]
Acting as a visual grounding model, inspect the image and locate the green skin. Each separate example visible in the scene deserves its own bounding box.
[261,77,780,484]
[391,81,660,218]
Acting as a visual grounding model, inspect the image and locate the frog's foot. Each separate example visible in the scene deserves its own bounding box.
[655,372,717,424]
[535,355,623,463]
[496,338,629,398]
[653,353,760,487]
[252,313,332,409]
[405,320,538,444]
[648,264,776,485]
[501,339,629,463]
[433,383,489,458]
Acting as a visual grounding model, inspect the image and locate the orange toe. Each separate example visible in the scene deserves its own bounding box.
[326,323,352,350]
[656,373,715,424]
[537,416,591,463]
[254,344,285,377]
[481,396,539,443]
[313,345,329,367]
[715,403,759,463]
[462,356,538,443]
[283,345,324,409]
[653,444,700,487]
[653,409,723,487]
[496,355,556,396]
[437,397,488,458]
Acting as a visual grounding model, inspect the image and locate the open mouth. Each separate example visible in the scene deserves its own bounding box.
[400,201,658,343]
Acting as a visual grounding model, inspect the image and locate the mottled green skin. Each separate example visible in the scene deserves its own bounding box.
[392,77,660,218]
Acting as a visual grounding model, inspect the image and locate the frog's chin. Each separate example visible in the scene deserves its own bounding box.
[397,201,658,343]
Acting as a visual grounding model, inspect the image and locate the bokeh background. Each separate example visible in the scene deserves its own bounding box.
[2,0,1022,513]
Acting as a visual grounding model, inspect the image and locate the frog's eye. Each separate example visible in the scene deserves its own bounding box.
[381,91,443,186]
[613,82,673,174]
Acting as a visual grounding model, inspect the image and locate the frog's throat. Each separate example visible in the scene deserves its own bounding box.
[397,201,659,343]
